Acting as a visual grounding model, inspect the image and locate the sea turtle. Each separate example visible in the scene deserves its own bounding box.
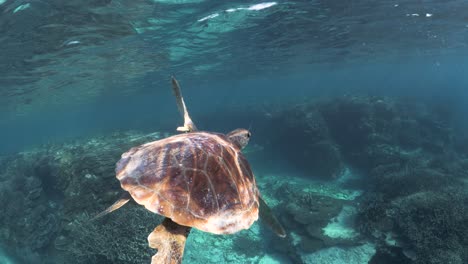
[95,77,285,264]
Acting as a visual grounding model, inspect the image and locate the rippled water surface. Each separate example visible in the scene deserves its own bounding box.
[1,0,468,118]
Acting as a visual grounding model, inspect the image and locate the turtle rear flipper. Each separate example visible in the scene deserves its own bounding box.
[149,217,192,264]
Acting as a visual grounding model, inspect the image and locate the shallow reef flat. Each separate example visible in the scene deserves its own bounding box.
[0,131,168,263]
[0,96,467,264]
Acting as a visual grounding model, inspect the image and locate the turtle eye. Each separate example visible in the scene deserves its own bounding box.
[247,132,251,138]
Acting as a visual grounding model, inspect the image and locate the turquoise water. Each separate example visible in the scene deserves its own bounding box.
[1,1,467,263]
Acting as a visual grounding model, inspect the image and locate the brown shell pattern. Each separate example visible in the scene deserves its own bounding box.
[116,132,259,234]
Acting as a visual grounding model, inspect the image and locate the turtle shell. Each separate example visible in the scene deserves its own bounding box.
[116,132,259,234]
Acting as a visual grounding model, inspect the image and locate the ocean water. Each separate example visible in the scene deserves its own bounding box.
[1,1,468,264]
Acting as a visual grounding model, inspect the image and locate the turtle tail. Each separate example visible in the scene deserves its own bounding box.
[91,192,131,221]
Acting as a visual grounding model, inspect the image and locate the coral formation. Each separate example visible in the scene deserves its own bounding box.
[258,176,363,264]
[264,95,467,263]
[302,242,376,264]
[266,103,345,179]
[319,97,468,264]
[0,131,166,263]
[322,205,359,240]
[65,207,157,264]
[391,189,468,264]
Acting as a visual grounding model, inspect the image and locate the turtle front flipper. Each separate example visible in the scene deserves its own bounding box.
[148,217,192,264]
[259,197,286,238]
[171,76,197,132]
[91,192,131,221]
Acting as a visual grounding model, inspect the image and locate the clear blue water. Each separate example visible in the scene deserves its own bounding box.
[2,0,468,154]
[1,1,467,264]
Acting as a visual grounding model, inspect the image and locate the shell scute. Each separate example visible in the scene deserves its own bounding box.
[188,170,217,217]
[159,169,188,209]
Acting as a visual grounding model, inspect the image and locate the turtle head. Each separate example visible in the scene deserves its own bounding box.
[227,129,251,150]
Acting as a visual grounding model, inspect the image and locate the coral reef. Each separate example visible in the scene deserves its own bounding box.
[318,96,454,171]
[65,207,158,264]
[263,95,467,263]
[0,156,61,258]
[391,189,468,264]
[1,95,467,264]
[256,174,364,264]
[0,131,167,263]
[316,97,468,264]
[358,187,468,264]
[262,95,458,180]
[266,103,345,179]
[302,242,376,264]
